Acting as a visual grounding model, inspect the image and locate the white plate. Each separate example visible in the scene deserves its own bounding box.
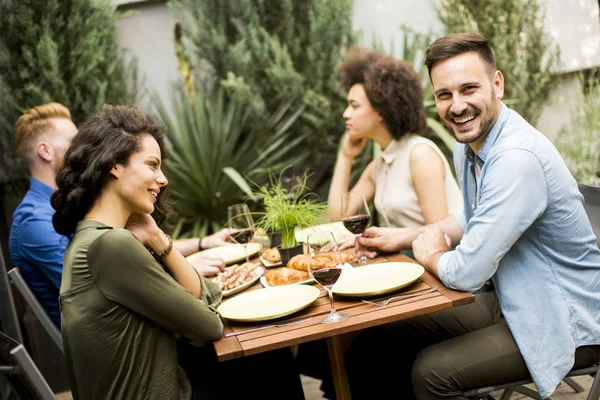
[216,266,264,297]
[332,262,424,297]
[217,285,320,322]
[259,275,314,288]
[259,255,283,268]
[186,242,262,265]
[295,222,354,244]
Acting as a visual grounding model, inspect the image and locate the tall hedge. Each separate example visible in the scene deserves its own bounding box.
[0,0,139,182]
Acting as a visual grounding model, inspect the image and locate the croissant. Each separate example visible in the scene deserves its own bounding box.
[265,268,310,286]
[287,254,311,271]
[287,251,356,271]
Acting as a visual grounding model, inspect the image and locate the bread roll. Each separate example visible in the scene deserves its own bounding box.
[262,248,281,263]
[341,251,356,263]
[265,268,310,286]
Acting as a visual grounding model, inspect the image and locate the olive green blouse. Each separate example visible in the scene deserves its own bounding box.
[60,221,223,400]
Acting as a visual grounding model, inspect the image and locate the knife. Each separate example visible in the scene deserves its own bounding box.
[224,317,313,338]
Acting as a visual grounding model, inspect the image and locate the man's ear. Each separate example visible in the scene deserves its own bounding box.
[36,141,52,162]
[493,70,505,100]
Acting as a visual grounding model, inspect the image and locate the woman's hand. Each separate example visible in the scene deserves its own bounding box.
[341,133,368,159]
[125,213,161,247]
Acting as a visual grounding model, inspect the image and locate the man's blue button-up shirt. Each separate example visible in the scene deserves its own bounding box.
[438,104,600,398]
[9,178,66,327]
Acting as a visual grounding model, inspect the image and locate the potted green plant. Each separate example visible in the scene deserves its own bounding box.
[253,172,328,265]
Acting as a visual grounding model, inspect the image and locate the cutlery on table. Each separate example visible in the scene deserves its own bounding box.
[224,317,313,337]
[361,286,438,307]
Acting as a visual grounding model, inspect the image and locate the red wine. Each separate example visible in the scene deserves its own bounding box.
[311,267,342,288]
[342,214,371,234]
[232,228,254,244]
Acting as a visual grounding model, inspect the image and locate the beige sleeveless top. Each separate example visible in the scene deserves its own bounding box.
[370,135,463,228]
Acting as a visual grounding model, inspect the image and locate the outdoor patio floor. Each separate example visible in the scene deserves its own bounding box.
[300,373,596,400]
[54,373,594,399]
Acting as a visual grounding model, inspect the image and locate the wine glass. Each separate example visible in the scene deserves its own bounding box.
[306,232,349,324]
[227,204,255,263]
[342,192,371,264]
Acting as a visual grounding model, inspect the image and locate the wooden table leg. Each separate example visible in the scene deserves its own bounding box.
[327,335,352,400]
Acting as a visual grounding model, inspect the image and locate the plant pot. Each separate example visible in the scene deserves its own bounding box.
[277,244,304,267]
[267,230,282,249]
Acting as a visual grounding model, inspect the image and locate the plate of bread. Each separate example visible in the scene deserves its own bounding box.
[261,251,356,287]
[259,247,282,267]
[211,262,264,297]
[186,242,262,265]
[217,285,320,322]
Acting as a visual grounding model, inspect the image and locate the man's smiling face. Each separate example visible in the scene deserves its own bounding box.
[431,51,504,152]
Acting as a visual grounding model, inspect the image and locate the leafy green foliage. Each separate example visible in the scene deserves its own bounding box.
[154,85,310,238]
[438,0,561,125]
[0,0,139,183]
[555,72,600,186]
[252,172,328,248]
[169,0,355,167]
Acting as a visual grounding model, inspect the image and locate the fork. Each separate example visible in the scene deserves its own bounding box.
[361,286,438,306]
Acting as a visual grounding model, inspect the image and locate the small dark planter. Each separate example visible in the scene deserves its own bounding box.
[277,244,304,267]
[268,230,282,249]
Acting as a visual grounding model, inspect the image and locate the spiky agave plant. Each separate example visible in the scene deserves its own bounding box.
[154,84,309,238]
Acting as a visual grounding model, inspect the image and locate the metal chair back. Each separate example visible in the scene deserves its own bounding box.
[0,330,56,400]
[579,183,600,243]
[463,363,600,400]
[7,268,64,354]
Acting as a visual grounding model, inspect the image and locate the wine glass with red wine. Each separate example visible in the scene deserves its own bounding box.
[342,192,371,264]
[306,232,349,324]
[227,204,255,263]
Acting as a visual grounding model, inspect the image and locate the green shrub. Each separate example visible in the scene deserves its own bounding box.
[555,73,600,186]
[169,0,355,169]
[154,84,309,238]
[0,0,139,183]
[438,0,561,125]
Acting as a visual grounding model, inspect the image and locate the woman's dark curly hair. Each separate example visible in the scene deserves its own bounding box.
[51,105,172,237]
[339,47,428,139]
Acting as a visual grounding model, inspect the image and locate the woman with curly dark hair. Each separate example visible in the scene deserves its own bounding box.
[51,105,303,399]
[327,47,462,236]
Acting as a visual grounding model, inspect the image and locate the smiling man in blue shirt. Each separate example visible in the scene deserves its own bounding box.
[350,33,600,399]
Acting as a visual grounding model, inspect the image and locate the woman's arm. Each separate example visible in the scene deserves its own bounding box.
[126,214,201,298]
[327,134,375,221]
[409,143,450,224]
[89,230,223,345]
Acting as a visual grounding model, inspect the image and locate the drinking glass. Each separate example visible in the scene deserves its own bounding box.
[227,204,255,263]
[341,192,371,264]
[306,232,349,324]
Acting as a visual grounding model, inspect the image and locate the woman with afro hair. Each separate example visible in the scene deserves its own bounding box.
[328,47,462,237]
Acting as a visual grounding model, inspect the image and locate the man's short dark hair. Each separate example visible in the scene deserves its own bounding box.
[424,32,497,77]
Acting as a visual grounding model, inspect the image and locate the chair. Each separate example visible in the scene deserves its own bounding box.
[0,330,56,400]
[579,183,600,243]
[7,268,64,354]
[463,363,600,400]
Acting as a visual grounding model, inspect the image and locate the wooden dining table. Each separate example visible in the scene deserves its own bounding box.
[213,252,474,400]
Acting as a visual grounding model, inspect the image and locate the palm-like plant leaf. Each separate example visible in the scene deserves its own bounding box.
[154,84,308,238]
